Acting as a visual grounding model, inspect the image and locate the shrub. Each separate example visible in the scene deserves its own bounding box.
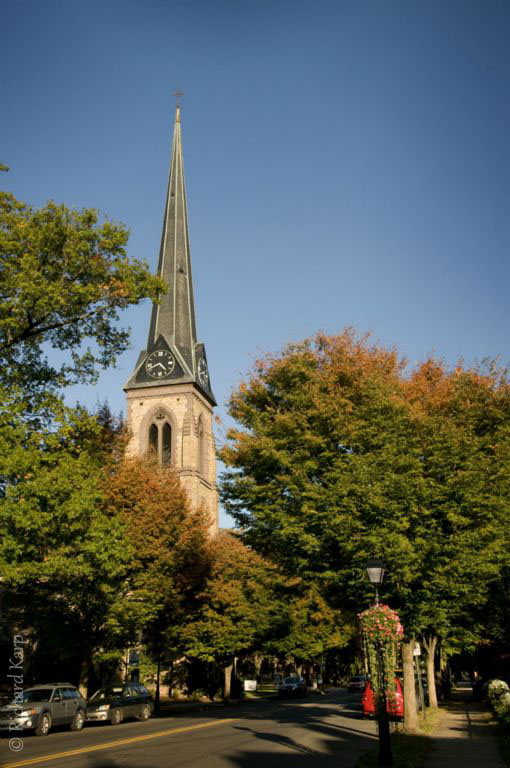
[488,680,510,728]
[488,680,509,701]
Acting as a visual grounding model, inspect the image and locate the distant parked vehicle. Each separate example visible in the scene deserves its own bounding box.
[361,678,404,720]
[86,683,153,725]
[347,675,368,693]
[0,683,86,736]
[278,676,307,698]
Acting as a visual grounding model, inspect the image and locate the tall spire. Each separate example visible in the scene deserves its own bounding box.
[125,105,215,405]
[147,104,197,367]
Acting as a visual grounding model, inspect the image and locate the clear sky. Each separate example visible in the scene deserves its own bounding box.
[2,0,509,525]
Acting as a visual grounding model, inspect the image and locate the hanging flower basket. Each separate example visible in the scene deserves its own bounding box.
[358,604,404,701]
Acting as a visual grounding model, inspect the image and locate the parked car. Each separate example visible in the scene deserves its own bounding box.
[347,675,368,693]
[86,683,153,725]
[361,678,404,720]
[278,676,307,698]
[0,683,86,736]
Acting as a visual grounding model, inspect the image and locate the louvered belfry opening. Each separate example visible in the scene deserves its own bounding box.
[162,422,172,466]
[148,411,172,466]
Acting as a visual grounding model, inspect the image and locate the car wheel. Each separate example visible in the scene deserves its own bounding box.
[35,713,51,736]
[110,708,122,725]
[70,710,85,731]
[139,704,151,721]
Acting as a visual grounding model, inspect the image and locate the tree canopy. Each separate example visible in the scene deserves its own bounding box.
[0,182,164,400]
[183,531,278,667]
[220,330,510,651]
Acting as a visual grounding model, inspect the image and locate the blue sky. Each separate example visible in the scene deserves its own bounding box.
[2,0,509,525]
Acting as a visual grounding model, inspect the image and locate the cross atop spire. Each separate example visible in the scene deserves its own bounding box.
[174,89,183,122]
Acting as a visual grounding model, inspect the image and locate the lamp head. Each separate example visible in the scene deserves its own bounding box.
[366,559,385,586]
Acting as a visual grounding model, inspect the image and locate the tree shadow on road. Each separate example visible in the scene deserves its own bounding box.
[233,725,319,755]
[222,695,377,767]
[68,692,378,768]
[85,756,124,768]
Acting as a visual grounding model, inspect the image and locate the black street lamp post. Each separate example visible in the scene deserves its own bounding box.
[366,560,393,768]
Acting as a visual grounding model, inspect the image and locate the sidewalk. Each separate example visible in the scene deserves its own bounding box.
[425,686,505,768]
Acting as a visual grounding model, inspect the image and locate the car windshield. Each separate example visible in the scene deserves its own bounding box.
[89,687,124,701]
[284,677,298,684]
[19,689,52,703]
[352,676,364,682]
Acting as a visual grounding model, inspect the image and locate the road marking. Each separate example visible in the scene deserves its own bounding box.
[1,718,240,767]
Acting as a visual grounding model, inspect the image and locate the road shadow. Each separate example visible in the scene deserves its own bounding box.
[221,693,377,767]
[85,757,124,768]
[233,725,319,755]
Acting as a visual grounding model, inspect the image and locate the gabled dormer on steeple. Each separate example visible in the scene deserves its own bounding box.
[125,105,216,407]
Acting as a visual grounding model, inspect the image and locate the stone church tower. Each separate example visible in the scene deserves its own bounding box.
[124,106,218,532]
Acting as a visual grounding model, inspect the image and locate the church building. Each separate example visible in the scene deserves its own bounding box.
[124,105,218,532]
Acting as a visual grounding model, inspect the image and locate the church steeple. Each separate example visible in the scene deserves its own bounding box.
[147,105,196,366]
[125,106,215,406]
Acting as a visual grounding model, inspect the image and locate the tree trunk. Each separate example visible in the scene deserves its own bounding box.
[168,660,174,698]
[79,653,91,699]
[422,634,438,709]
[155,654,161,713]
[254,652,263,681]
[415,654,425,713]
[402,638,419,733]
[224,661,233,700]
[438,646,451,700]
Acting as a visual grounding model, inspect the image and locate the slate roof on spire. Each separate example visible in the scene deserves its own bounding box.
[147,104,197,365]
[124,106,215,405]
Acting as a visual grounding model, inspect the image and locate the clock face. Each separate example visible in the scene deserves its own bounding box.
[145,350,175,378]
[198,357,209,387]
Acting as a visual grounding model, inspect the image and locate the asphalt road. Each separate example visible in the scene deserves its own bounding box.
[0,689,378,768]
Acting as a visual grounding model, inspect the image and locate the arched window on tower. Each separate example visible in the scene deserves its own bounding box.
[197,416,206,476]
[147,411,173,467]
[162,422,172,466]
[149,424,158,456]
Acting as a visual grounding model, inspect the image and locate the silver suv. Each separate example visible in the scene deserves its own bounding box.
[0,683,86,736]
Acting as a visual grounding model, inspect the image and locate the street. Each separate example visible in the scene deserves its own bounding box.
[0,689,378,768]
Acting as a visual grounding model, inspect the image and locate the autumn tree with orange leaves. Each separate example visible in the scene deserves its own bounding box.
[220,330,510,731]
[101,455,211,705]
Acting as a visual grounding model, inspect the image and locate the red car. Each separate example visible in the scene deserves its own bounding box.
[361,678,404,720]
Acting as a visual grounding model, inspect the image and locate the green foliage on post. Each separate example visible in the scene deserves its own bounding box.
[358,604,404,698]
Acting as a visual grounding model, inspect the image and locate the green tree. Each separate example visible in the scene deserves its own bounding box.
[183,531,279,699]
[267,582,352,676]
[402,359,510,709]
[0,173,166,690]
[0,399,129,690]
[220,331,510,730]
[0,181,163,400]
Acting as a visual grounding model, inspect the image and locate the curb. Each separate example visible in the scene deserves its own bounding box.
[155,692,278,717]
